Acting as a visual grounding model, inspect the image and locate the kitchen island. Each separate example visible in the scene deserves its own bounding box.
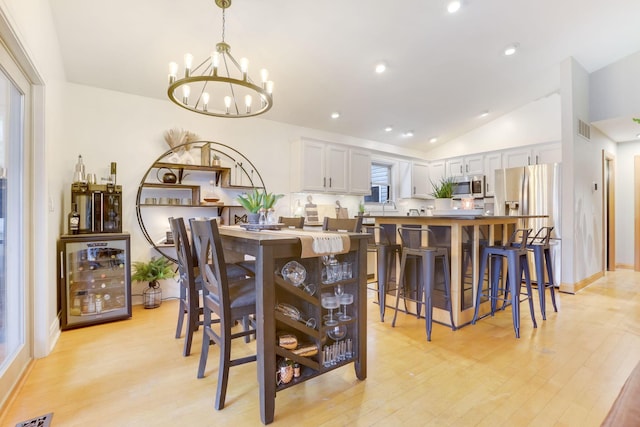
[371,214,523,327]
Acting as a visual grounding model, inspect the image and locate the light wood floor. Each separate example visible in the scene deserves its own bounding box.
[2,270,640,426]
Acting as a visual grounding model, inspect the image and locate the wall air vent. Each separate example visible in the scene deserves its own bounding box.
[578,118,591,141]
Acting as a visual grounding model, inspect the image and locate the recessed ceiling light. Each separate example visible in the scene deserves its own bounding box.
[480,110,489,118]
[384,126,393,132]
[503,43,519,56]
[402,131,414,137]
[447,1,461,14]
[330,112,340,119]
[429,137,438,143]
[637,133,640,139]
[375,63,387,74]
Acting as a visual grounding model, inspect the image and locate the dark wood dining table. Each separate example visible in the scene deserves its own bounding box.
[217,225,368,424]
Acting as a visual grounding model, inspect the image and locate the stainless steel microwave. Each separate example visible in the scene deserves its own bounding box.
[452,175,485,199]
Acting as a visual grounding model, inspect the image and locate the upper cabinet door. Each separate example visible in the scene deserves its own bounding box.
[412,162,431,198]
[533,143,561,164]
[325,145,348,193]
[465,155,484,175]
[502,148,532,168]
[446,157,464,177]
[349,149,371,195]
[299,139,327,192]
[483,152,502,196]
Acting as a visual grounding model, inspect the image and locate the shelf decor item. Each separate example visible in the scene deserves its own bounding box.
[132,256,175,309]
[236,189,284,223]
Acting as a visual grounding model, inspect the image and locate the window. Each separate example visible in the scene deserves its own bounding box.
[364,162,391,203]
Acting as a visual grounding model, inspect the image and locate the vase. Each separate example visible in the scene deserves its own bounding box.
[434,198,452,211]
[247,212,260,224]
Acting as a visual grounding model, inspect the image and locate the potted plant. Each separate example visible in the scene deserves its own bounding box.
[236,189,284,223]
[212,154,221,167]
[430,176,456,210]
[132,256,175,309]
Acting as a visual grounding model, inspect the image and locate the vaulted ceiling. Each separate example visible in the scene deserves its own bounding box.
[49,0,640,151]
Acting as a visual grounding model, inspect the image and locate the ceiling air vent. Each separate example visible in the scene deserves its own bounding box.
[577,118,591,141]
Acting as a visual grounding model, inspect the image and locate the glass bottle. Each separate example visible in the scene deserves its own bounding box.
[68,203,80,234]
[266,208,276,224]
[258,208,266,225]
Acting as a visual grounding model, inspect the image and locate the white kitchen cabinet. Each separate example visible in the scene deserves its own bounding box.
[446,154,484,177]
[483,152,502,196]
[399,161,431,199]
[533,143,562,165]
[292,138,348,193]
[349,149,372,195]
[502,143,561,168]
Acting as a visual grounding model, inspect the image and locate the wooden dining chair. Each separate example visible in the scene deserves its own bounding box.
[278,216,304,228]
[169,217,202,357]
[322,216,363,233]
[190,218,257,410]
[170,217,254,357]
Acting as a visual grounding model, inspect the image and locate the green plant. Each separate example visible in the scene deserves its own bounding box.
[131,256,175,286]
[430,176,456,199]
[236,189,284,213]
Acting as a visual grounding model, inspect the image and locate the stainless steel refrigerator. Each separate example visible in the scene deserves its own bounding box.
[494,163,561,285]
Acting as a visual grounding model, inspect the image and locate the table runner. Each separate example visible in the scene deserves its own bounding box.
[228,226,351,258]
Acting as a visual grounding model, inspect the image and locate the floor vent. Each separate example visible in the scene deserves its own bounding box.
[578,118,591,140]
[15,413,53,427]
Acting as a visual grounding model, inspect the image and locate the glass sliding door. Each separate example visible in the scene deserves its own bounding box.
[0,37,31,402]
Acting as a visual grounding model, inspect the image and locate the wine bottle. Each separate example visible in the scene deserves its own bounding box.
[68,203,80,234]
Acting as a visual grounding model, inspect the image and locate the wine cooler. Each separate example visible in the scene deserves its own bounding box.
[58,233,132,330]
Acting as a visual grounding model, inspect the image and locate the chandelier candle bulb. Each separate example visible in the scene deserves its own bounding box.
[211,52,220,71]
[202,92,210,111]
[240,57,249,78]
[182,85,190,104]
[184,53,193,77]
[224,96,231,114]
[260,68,269,85]
[168,62,178,84]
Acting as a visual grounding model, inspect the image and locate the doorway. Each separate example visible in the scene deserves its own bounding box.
[603,151,615,271]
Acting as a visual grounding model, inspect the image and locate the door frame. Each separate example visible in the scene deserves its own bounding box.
[602,151,615,271]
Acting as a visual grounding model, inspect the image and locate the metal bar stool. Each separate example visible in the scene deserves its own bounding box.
[391,227,456,341]
[472,228,537,338]
[363,224,401,322]
[516,226,558,320]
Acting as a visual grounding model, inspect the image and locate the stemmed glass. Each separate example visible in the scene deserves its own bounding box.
[321,294,339,326]
[275,303,317,329]
[338,293,354,321]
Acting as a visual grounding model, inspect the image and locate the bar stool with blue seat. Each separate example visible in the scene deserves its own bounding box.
[362,224,401,322]
[391,226,456,341]
[472,228,537,338]
[515,226,558,320]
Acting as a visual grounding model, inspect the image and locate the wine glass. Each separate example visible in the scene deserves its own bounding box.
[338,293,354,321]
[321,295,339,326]
[275,303,317,329]
[327,324,347,341]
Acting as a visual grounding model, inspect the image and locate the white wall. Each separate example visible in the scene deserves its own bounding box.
[590,51,640,121]
[426,93,561,160]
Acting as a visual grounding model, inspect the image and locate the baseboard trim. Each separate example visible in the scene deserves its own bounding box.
[616,264,635,270]
[559,270,605,294]
[0,360,34,425]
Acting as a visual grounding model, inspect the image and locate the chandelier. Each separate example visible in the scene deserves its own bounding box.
[167,0,274,118]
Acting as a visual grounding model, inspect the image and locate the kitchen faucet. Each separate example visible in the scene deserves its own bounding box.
[382,199,396,214]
